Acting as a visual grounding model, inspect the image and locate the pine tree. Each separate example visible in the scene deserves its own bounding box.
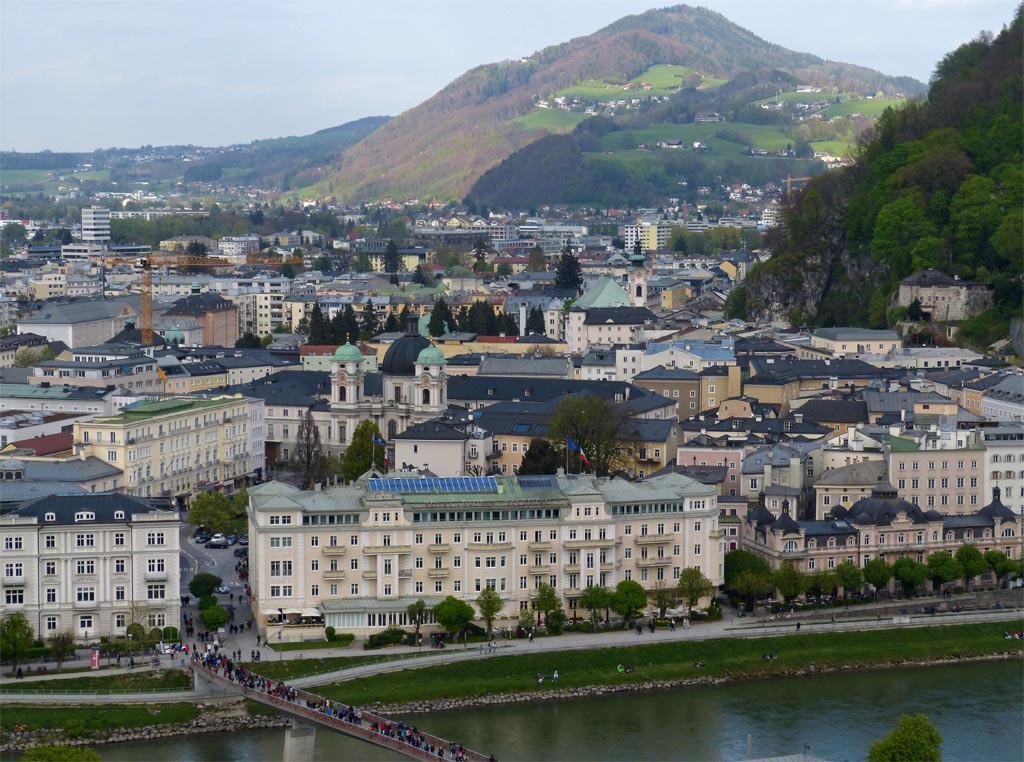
[308,304,331,344]
[329,310,347,344]
[428,298,450,337]
[343,305,360,344]
[384,313,399,332]
[555,248,583,292]
[384,239,400,275]
[361,301,379,340]
[526,306,546,335]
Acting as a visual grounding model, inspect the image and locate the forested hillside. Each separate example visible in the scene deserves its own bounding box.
[729,8,1022,349]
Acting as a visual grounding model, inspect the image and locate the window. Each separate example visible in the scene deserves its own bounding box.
[45,616,58,632]
[270,561,293,577]
[147,584,165,599]
[5,589,24,605]
[76,560,95,575]
[4,537,23,551]
[4,562,23,578]
[115,559,126,573]
[114,532,125,547]
[76,587,96,602]
[146,532,165,546]
[75,534,95,548]
[78,615,93,631]
[310,536,319,547]
[269,537,293,548]
[46,588,57,603]
[45,535,56,549]
[694,544,701,555]
[115,585,126,601]
[311,584,319,597]
[311,559,319,571]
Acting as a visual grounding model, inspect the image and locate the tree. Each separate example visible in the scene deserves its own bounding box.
[383,312,400,333]
[313,255,332,272]
[532,583,561,626]
[200,604,229,631]
[294,409,323,489]
[476,587,503,636]
[676,567,714,615]
[0,613,35,671]
[13,346,56,367]
[518,438,561,475]
[863,558,894,599]
[731,569,774,610]
[189,573,223,599]
[433,596,474,638]
[48,630,76,670]
[984,550,1020,587]
[548,394,627,477]
[412,266,430,286]
[260,334,273,348]
[926,552,964,592]
[554,248,583,292]
[527,245,546,271]
[955,545,988,590]
[496,263,512,277]
[185,240,208,258]
[771,562,806,603]
[21,746,102,762]
[868,714,943,762]
[339,420,387,482]
[428,298,451,337]
[650,581,679,618]
[724,550,772,589]
[472,237,487,264]
[579,585,613,626]
[278,262,296,279]
[907,298,925,321]
[893,558,928,598]
[188,492,236,535]
[384,239,400,276]
[361,301,379,340]
[308,304,331,344]
[833,561,864,595]
[806,569,836,599]
[406,599,427,639]
[235,332,261,349]
[611,579,647,625]
[525,306,546,335]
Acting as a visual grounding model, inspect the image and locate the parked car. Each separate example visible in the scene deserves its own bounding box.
[225,535,238,545]
[214,585,230,594]
[233,547,248,558]
[205,539,229,549]
[238,535,249,546]
[195,533,210,544]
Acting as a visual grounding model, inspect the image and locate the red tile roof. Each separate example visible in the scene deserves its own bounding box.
[6,431,74,456]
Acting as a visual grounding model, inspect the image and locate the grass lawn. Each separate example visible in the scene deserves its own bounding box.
[314,622,1020,706]
[0,702,200,733]
[3,665,112,678]
[244,650,441,681]
[267,634,355,652]
[0,669,192,694]
[697,76,729,90]
[244,698,281,717]
[508,107,586,132]
[811,140,856,157]
[597,121,792,154]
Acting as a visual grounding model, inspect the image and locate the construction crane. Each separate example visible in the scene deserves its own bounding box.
[135,255,235,345]
[786,175,813,200]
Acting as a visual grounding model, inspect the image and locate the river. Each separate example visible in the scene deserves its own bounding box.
[94,660,1022,761]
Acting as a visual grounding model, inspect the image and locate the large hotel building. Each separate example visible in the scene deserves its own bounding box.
[247,472,723,638]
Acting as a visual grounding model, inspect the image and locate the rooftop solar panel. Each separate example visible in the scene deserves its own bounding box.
[367,476,499,494]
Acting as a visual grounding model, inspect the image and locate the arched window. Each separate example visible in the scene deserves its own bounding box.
[635,285,643,297]
[339,386,346,402]
[784,540,798,553]
[828,538,836,547]
[44,512,56,522]
[422,389,430,405]
[807,539,816,549]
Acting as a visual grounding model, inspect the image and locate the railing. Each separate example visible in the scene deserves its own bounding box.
[428,568,450,577]
[634,533,673,545]
[323,570,346,580]
[195,665,493,762]
[564,538,616,549]
[527,542,550,551]
[467,542,513,551]
[363,545,412,554]
[322,546,346,555]
[427,544,450,553]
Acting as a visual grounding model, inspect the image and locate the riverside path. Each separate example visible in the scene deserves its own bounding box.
[193,659,495,762]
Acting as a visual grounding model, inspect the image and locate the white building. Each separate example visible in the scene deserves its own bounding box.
[217,235,261,262]
[0,493,181,643]
[983,425,1024,515]
[81,207,111,244]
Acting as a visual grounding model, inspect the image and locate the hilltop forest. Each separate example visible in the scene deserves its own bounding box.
[729,8,1022,349]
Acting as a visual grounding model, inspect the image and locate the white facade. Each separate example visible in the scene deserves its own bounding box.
[81,207,111,243]
[983,426,1024,515]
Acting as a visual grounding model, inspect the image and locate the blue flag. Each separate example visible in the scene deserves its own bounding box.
[372,435,387,447]
[566,437,580,453]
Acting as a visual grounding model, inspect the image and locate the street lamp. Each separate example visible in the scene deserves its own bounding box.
[127,633,133,667]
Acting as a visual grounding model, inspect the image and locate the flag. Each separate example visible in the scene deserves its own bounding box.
[567,438,590,468]
[372,434,387,447]
[579,449,591,467]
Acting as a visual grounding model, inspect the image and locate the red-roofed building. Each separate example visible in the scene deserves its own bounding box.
[1,431,74,457]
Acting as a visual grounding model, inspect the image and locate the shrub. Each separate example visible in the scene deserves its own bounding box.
[125,623,146,641]
[324,626,336,641]
[546,607,566,635]
[189,573,223,599]
[148,628,162,641]
[364,627,408,649]
[162,626,178,640]
[198,595,217,611]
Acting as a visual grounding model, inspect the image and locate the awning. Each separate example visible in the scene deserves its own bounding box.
[282,608,303,616]
[301,607,322,618]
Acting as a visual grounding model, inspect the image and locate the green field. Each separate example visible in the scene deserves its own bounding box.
[0,168,59,189]
[811,140,856,157]
[557,64,706,101]
[697,76,729,91]
[267,633,355,652]
[0,668,191,693]
[0,702,201,733]
[313,622,1020,706]
[597,121,793,154]
[752,90,852,106]
[512,108,589,133]
[822,97,905,118]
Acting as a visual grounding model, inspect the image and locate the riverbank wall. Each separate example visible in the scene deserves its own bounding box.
[367,651,1022,715]
[0,703,290,755]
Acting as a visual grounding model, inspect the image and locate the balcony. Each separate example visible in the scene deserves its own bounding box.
[363,545,412,555]
[144,569,168,582]
[428,567,450,578]
[323,570,346,580]
[527,542,550,551]
[3,575,25,585]
[636,557,671,568]
[563,564,580,573]
[398,569,413,579]
[467,542,514,551]
[427,544,450,554]
[564,587,582,597]
[564,538,616,549]
[73,599,98,610]
[528,565,551,575]
[322,546,346,555]
[362,570,378,580]
[634,534,673,545]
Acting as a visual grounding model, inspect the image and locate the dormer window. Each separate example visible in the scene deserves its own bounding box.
[114,511,125,520]
[44,512,56,522]
[74,511,95,522]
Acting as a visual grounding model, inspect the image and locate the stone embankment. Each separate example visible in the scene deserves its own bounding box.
[0,708,290,754]
[369,652,1021,715]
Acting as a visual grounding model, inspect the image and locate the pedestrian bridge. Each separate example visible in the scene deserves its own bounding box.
[193,665,494,762]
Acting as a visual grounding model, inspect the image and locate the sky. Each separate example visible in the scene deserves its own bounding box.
[0,0,1017,152]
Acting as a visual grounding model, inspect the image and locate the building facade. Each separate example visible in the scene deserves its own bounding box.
[247,472,722,639]
[0,494,181,643]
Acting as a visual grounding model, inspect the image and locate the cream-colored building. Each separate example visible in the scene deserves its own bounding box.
[809,328,901,356]
[0,493,181,643]
[247,471,723,640]
[73,395,258,501]
[887,428,985,512]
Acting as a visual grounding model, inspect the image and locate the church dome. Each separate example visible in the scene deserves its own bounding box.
[416,344,446,365]
[381,334,430,376]
[333,342,363,363]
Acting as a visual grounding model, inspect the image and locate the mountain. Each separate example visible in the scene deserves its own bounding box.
[728,8,1022,349]
[317,4,923,202]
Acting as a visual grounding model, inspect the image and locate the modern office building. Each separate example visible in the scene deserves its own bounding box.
[81,206,111,244]
[0,493,181,643]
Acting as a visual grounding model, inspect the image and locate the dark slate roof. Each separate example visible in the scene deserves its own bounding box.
[840,486,931,526]
[516,334,560,344]
[802,519,858,537]
[393,420,468,442]
[381,333,431,376]
[978,488,1017,522]
[795,399,868,424]
[748,356,902,383]
[581,307,656,325]
[650,464,727,484]
[227,371,330,409]
[634,365,700,381]
[9,493,172,524]
[771,507,801,534]
[621,418,678,442]
[899,269,959,286]
[164,292,235,316]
